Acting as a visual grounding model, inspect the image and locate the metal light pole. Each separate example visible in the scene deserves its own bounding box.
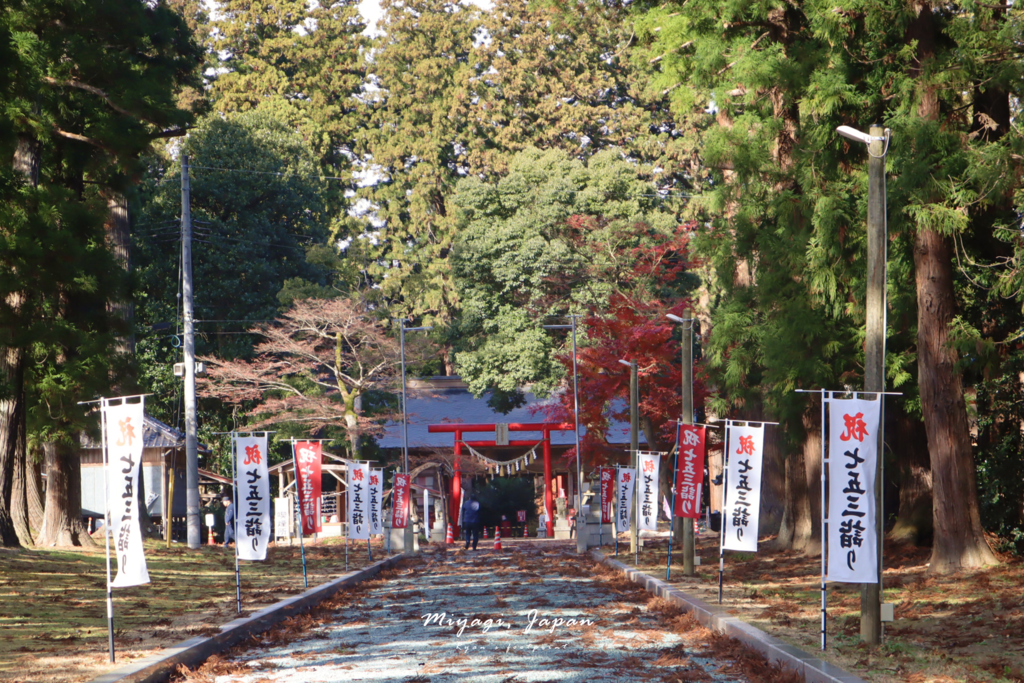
[397,319,431,554]
[544,316,584,551]
[668,310,695,575]
[837,124,890,646]
[619,358,639,554]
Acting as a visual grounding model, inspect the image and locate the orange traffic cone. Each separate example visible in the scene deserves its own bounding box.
[494,526,502,550]
[446,524,454,544]
[483,526,489,539]
[208,526,215,546]
[523,524,528,538]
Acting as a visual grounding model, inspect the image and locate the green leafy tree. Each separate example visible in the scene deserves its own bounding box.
[0,0,202,547]
[133,108,334,445]
[451,147,685,402]
[633,0,1021,569]
[211,0,368,177]
[357,0,480,351]
[467,0,665,176]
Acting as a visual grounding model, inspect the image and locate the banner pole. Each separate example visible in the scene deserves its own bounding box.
[635,462,640,567]
[614,470,619,556]
[231,435,241,614]
[821,393,828,651]
[100,400,116,663]
[718,421,729,605]
[667,426,681,580]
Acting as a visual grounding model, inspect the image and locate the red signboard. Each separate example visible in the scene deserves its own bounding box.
[516,510,527,523]
[294,441,322,534]
[599,466,615,524]
[392,473,411,529]
[674,425,706,519]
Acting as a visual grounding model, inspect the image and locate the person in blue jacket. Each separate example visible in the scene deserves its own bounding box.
[222,495,235,547]
[461,493,482,550]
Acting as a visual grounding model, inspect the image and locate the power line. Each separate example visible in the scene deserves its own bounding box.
[190,164,348,182]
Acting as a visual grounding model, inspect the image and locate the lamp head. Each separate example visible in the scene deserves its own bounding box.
[836,125,883,145]
[617,359,631,368]
[666,313,685,323]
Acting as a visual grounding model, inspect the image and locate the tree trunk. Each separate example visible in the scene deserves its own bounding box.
[907,0,996,573]
[105,192,135,357]
[27,456,45,532]
[0,347,25,547]
[797,408,820,553]
[774,411,817,553]
[888,410,933,546]
[914,229,995,571]
[38,441,95,547]
[11,417,33,546]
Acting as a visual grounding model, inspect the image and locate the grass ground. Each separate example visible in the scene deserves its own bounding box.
[619,531,1024,683]
[0,534,396,683]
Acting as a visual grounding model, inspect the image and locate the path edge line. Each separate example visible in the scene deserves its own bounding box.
[591,550,867,683]
[88,553,405,683]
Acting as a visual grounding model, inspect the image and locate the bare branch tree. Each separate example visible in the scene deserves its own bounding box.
[199,298,401,456]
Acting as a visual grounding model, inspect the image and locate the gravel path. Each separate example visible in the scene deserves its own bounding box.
[200,543,752,683]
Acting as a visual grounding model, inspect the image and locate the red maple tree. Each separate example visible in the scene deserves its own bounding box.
[536,218,706,467]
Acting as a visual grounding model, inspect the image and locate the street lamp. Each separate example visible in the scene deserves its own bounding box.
[396,319,432,553]
[666,310,696,575]
[618,358,639,555]
[544,316,583,544]
[835,123,891,646]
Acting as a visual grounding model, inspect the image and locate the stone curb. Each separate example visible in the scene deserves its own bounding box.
[89,553,405,683]
[591,551,868,683]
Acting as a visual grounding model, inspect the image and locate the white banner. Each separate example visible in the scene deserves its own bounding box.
[722,423,764,552]
[615,468,636,533]
[235,435,270,561]
[637,453,661,532]
[347,461,370,540]
[368,469,383,535]
[104,400,149,587]
[827,397,881,584]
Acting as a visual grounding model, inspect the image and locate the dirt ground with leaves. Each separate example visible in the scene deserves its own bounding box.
[0,535,393,683]
[173,542,801,683]
[623,532,1024,683]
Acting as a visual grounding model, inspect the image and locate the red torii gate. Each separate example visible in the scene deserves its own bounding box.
[427,422,574,538]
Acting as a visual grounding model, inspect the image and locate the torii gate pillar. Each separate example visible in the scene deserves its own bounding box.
[427,421,572,541]
[542,427,554,537]
[451,429,462,539]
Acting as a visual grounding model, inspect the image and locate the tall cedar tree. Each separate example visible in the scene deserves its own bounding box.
[358,0,478,340]
[0,0,201,547]
[634,0,1016,569]
[211,0,368,180]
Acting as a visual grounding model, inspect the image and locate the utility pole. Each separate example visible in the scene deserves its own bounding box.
[399,320,414,555]
[862,125,887,645]
[181,152,200,550]
[628,359,638,555]
[680,309,696,576]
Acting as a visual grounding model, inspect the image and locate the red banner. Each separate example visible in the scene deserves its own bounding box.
[674,425,706,518]
[392,473,411,529]
[294,441,322,534]
[599,466,615,524]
